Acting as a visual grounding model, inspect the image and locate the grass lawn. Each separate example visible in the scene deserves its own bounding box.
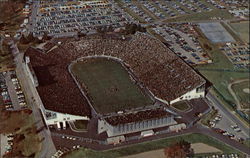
[220,22,244,44]
[194,27,249,108]
[63,133,243,158]
[71,58,153,114]
[232,81,250,109]
[164,9,234,23]
[74,120,88,130]
[229,21,249,43]
[243,139,250,148]
[200,109,218,126]
[171,101,190,111]
[0,106,41,158]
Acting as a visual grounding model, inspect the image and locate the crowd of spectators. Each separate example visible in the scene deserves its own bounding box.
[70,33,205,101]
[105,108,170,126]
[25,33,205,118]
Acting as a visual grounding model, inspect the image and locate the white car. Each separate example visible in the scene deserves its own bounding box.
[231,124,238,129]
[222,132,229,136]
[234,128,241,132]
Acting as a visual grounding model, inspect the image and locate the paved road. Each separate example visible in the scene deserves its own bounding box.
[51,124,250,155]
[28,1,39,33]
[207,92,249,138]
[12,43,56,158]
[195,125,250,155]
[196,68,249,73]
[0,134,7,157]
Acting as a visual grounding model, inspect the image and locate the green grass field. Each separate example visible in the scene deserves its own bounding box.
[201,109,218,126]
[164,9,233,23]
[172,101,190,111]
[74,120,88,130]
[229,21,249,43]
[195,27,249,108]
[232,81,250,109]
[63,133,243,158]
[71,58,153,114]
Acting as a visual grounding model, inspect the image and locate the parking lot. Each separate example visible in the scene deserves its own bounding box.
[152,23,211,65]
[0,133,14,157]
[220,43,249,69]
[31,0,134,36]
[0,71,27,111]
[120,0,214,23]
[208,110,248,141]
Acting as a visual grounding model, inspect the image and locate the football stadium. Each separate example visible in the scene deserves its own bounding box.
[24,33,207,143]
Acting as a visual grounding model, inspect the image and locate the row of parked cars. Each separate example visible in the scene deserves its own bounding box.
[214,126,243,142]
[220,43,249,69]
[197,153,240,158]
[11,74,27,108]
[0,73,14,110]
[3,133,14,155]
[153,24,210,65]
[141,1,166,19]
[33,1,133,36]
[122,0,153,22]
[209,113,222,127]
[0,71,27,110]
[180,0,212,12]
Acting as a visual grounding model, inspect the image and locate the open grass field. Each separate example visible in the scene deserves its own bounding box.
[164,9,233,23]
[201,109,218,126]
[0,106,41,158]
[191,143,222,154]
[232,81,250,109]
[172,101,190,111]
[120,149,165,158]
[63,133,243,158]
[73,120,88,130]
[71,58,153,114]
[229,21,249,43]
[195,27,249,109]
[121,143,221,158]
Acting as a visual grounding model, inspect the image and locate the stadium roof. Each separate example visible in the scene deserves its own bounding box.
[25,33,205,116]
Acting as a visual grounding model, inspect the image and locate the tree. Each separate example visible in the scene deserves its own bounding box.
[164,140,194,158]
[165,144,186,158]
[42,32,52,41]
[19,34,29,44]
[124,23,147,35]
[26,33,36,42]
[77,31,86,38]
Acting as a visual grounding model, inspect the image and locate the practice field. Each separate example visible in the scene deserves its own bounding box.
[71,58,153,114]
[232,80,250,109]
[229,21,249,43]
[199,22,235,43]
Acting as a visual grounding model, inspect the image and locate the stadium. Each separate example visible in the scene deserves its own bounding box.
[24,33,207,143]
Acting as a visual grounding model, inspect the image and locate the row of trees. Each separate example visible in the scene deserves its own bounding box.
[164,140,194,158]
[95,23,147,35]
[19,33,51,45]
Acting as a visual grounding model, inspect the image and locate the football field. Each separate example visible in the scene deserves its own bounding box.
[71,58,153,114]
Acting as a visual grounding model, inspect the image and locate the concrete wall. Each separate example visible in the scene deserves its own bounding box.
[98,115,177,137]
[170,84,205,104]
[24,58,89,127]
[45,110,89,125]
